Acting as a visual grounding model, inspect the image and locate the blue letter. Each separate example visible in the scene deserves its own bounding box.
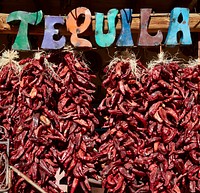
[95,9,118,47]
[41,16,66,49]
[165,8,192,45]
[116,9,134,46]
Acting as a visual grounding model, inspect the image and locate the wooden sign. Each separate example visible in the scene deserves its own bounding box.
[4,7,196,50]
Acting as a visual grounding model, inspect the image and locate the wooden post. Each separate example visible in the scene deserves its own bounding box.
[88,178,104,193]
[91,187,105,193]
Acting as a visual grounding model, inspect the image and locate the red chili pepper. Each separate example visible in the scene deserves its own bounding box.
[191,105,199,122]
[31,162,38,181]
[157,79,173,91]
[162,126,177,143]
[118,166,134,180]
[73,82,95,94]
[153,109,163,123]
[132,167,146,177]
[124,84,134,97]
[39,160,52,176]
[14,178,25,193]
[184,143,198,151]
[113,174,124,192]
[188,166,200,181]
[132,111,147,127]
[83,176,91,191]
[135,185,150,193]
[10,145,25,162]
[118,80,126,95]
[107,174,116,186]
[60,141,75,162]
[118,103,128,114]
[70,178,79,193]
[148,90,164,101]
[149,101,162,117]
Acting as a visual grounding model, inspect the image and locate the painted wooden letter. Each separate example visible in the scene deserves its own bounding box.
[7,10,43,50]
[138,9,163,46]
[116,9,134,47]
[41,16,66,49]
[165,8,192,45]
[95,9,118,47]
[66,7,92,47]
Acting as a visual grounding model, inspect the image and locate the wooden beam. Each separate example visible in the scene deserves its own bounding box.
[0,13,200,36]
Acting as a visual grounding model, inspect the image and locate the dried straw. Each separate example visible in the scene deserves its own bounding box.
[108,50,143,80]
[34,51,45,60]
[147,51,182,70]
[0,50,22,74]
[43,58,61,81]
[63,44,74,53]
[187,58,200,68]
[33,50,61,80]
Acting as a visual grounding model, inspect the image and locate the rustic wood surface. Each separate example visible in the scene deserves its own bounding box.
[0,0,197,14]
[0,13,199,36]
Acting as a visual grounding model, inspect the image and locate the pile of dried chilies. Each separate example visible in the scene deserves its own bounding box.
[97,52,200,193]
[0,50,99,193]
[0,49,199,193]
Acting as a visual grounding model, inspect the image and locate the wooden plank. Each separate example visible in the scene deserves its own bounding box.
[91,187,104,193]
[0,13,200,36]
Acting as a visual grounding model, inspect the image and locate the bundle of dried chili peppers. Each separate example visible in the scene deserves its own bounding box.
[9,54,63,192]
[48,51,100,193]
[97,52,200,193]
[0,49,199,193]
[97,53,150,193]
[0,50,100,193]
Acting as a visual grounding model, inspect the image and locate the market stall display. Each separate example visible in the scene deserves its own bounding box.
[0,49,199,193]
[0,0,199,192]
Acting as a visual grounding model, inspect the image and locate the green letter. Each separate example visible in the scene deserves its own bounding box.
[7,10,43,50]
